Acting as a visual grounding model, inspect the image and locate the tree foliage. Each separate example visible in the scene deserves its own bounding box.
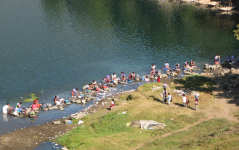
[234,24,239,40]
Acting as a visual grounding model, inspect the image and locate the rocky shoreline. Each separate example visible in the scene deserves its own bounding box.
[0,89,136,150]
[180,0,239,15]
[1,58,239,150]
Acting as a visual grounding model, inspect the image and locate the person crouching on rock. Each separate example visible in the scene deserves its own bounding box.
[151,64,156,73]
[54,96,60,105]
[31,99,42,111]
[120,72,127,83]
[214,55,221,65]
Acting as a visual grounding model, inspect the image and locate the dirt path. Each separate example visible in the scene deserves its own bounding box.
[133,117,212,150]
[133,90,239,150]
[202,95,239,123]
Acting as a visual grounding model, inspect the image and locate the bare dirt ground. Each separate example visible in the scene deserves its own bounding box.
[0,122,76,150]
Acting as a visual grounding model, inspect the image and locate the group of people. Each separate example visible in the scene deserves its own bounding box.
[162,83,199,110]
[2,99,42,118]
[5,57,225,118]
[215,55,239,65]
[182,93,199,110]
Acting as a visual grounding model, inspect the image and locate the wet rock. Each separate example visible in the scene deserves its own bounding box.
[48,106,58,110]
[64,120,72,124]
[160,74,168,78]
[53,120,61,125]
[231,68,239,74]
[204,64,222,72]
[71,112,87,120]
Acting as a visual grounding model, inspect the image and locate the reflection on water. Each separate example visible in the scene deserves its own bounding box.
[0,0,238,133]
[34,142,62,150]
[2,114,8,122]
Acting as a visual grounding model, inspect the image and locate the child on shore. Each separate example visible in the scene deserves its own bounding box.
[108,99,115,110]
[195,94,199,111]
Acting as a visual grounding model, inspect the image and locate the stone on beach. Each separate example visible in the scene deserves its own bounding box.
[77,120,84,125]
[53,120,62,125]
[62,147,69,150]
[71,112,87,119]
[64,120,72,125]
[128,120,166,130]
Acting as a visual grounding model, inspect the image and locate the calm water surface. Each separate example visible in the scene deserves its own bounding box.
[0,0,239,134]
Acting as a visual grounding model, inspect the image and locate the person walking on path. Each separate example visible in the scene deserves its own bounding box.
[167,93,172,105]
[186,96,190,108]
[182,94,187,107]
[163,84,167,103]
[194,94,199,111]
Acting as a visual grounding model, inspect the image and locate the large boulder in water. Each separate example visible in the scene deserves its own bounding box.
[231,68,239,75]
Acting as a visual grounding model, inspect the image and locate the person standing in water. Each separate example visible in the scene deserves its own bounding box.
[2,103,10,115]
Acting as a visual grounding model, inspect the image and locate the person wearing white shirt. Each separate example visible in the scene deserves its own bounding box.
[182,94,187,107]
[167,93,172,105]
[2,104,9,115]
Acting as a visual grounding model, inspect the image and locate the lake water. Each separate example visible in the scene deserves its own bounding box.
[0,0,239,134]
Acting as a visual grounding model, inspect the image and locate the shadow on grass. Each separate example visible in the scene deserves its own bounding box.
[149,96,166,104]
[174,103,195,111]
[174,75,216,93]
[173,69,239,106]
[216,73,239,106]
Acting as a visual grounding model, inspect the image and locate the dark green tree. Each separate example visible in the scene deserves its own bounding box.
[234,24,239,40]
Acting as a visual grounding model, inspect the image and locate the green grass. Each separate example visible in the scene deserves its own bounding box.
[139,119,239,150]
[23,93,39,102]
[57,110,202,150]
[56,80,238,150]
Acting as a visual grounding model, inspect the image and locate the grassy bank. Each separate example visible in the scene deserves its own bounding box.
[56,76,239,150]
[139,119,239,150]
